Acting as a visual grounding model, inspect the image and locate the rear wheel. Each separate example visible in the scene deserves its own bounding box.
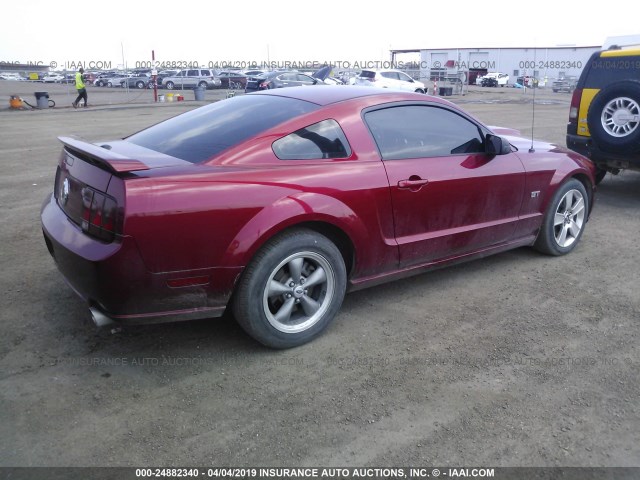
[534,179,589,256]
[135,81,145,89]
[587,81,640,153]
[198,81,208,88]
[233,229,347,348]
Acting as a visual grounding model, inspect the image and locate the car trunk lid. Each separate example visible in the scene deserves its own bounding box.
[56,137,192,242]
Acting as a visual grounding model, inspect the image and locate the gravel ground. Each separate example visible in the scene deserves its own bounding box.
[0,82,638,470]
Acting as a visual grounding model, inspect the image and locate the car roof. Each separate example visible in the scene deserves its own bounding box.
[250,85,427,106]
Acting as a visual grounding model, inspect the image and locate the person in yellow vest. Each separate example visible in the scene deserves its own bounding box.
[72,68,88,108]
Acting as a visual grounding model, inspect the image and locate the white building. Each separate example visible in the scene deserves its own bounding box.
[391,46,601,85]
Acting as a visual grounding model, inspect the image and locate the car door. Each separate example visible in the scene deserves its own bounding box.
[397,71,417,91]
[173,70,186,87]
[380,71,401,89]
[182,69,197,87]
[364,103,526,267]
[276,73,298,87]
[296,73,317,86]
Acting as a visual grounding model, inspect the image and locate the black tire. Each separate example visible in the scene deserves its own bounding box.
[165,81,175,90]
[534,179,589,256]
[232,229,347,349]
[198,81,208,88]
[135,81,145,89]
[107,82,113,87]
[415,88,425,94]
[587,81,640,153]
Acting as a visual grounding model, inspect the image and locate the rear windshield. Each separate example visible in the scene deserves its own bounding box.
[359,71,376,79]
[126,95,319,163]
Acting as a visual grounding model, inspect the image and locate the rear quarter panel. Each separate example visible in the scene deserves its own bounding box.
[122,98,400,280]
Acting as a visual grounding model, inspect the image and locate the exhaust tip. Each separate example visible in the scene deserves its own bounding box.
[90,307,115,327]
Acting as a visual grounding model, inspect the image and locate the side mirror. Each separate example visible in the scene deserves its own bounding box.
[485,134,512,155]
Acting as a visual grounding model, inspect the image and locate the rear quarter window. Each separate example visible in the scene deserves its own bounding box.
[272,119,351,160]
[126,95,319,163]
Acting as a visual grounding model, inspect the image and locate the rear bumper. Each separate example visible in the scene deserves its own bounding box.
[41,194,241,325]
[566,134,640,170]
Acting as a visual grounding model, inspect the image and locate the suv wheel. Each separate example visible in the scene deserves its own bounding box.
[587,81,640,152]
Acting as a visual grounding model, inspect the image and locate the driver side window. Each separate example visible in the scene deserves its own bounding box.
[365,105,485,160]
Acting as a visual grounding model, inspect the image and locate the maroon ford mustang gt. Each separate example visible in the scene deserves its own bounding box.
[41,86,596,348]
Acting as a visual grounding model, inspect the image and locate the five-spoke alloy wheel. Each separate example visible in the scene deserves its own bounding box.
[233,229,346,348]
[534,179,589,256]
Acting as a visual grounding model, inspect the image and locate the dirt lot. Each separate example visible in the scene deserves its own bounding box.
[1,82,639,469]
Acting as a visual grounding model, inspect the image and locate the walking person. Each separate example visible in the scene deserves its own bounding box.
[72,68,88,108]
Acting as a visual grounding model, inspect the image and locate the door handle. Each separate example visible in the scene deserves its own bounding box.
[398,177,429,190]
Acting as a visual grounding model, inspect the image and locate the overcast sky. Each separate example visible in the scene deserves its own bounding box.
[1,0,637,70]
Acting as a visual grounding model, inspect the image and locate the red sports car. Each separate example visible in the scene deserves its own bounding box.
[41,86,596,348]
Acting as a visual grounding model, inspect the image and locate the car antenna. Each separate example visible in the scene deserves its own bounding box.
[529,45,537,153]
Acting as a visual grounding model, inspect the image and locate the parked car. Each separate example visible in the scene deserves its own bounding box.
[42,73,65,83]
[41,86,596,348]
[566,44,640,182]
[93,72,119,87]
[122,73,151,89]
[152,70,179,89]
[0,72,26,81]
[479,72,509,87]
[105,75,129,88]
[355,69,426,93]
[552,77,577,93]
[216,71,248,89]
[162,69,221,90]
[245,71,325,92]
[480,77,499,87]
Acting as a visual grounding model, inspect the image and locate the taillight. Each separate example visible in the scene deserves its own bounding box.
[81,186,119,242]
[569,88,582,123]
[259,81,270,89]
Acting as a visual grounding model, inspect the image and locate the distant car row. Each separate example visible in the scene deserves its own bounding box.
[245,68,428,94]
[92,69,246,90]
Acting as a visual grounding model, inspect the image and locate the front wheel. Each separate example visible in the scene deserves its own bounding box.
[165,81,175,90]
[232,229,347,348]
[534,179,589,256]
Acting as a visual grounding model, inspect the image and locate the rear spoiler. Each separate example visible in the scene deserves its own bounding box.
[58,136,150,173]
